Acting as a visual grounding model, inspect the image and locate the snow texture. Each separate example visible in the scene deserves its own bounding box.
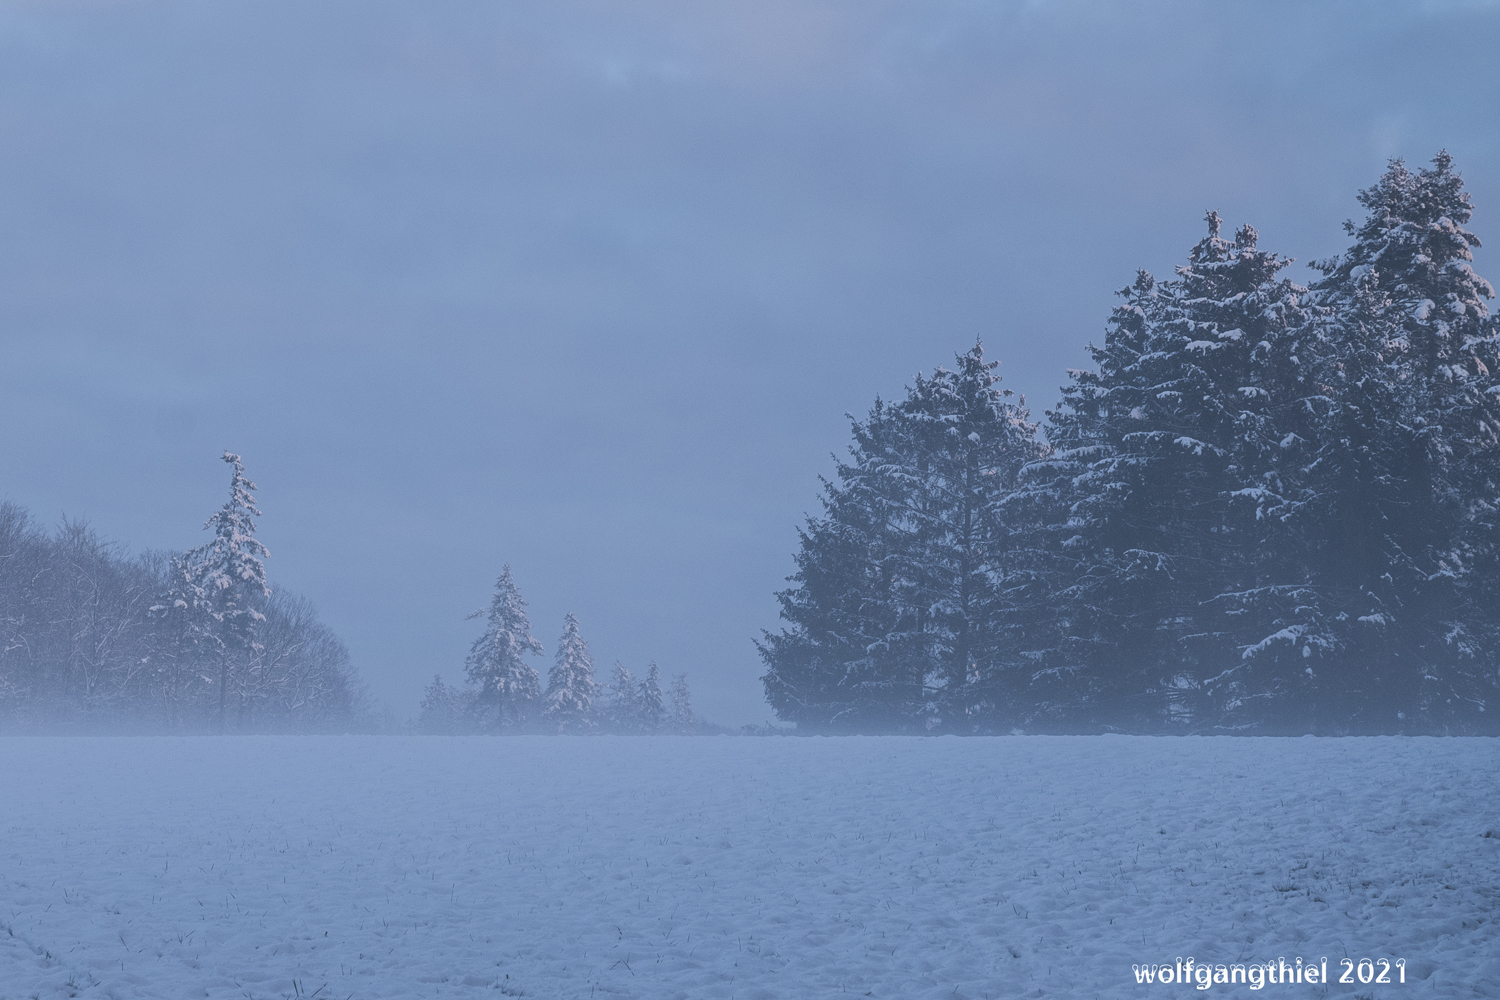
[2,736,1497,998]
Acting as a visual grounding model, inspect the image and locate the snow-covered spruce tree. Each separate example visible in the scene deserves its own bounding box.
[1295,152,1500,733]
[544,613,597,732]
[669,672,693,734]
[759,342,1045,732]
[418,674,474,734]
[604,661,639,732]
[170,452,270,732]
[895,343,1049,729]
[464,566,544,730]
[757,396,913,732]
[636,661,665,733]
[1020,217,1310,732]
[1157,216,1321,732]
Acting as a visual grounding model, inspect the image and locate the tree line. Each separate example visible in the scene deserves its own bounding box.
[419,566,700,734]
[760,153,1500,735]
[0,453,363,732]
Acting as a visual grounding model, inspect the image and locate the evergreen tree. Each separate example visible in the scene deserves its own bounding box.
[1021,217,1309,731]
[896,344,1049,728]
[418,674,474,734]
[176,452,271,732]
[636,661,664,732]
[544,613,597,732]
[1152,215,1316,732]
[669,672,693,733]
[1294,152,1500,732]
[759,343,1045,732]
[464,566,544,729]
[758,396,915,731]
[605,661,639,732]
[761,155,1500,735]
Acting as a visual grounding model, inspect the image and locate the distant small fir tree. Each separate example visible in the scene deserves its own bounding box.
[464,566,544,729]
[604,661,639,731]
[418,674,474,734]
[669,673,693,733]
[635,662,664,732]
[544,613,597,732]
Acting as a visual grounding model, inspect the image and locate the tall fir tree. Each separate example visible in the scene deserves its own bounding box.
[464,566,544,729]
[759,342,1045,732]
[758,395,913,731]
[1020,217,1309,731]
[1156,216,1317,732]
[1295,152,1500,732]
[895,343,1048,728]
[544,613,597,732]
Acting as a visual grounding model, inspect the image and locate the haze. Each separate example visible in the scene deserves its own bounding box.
[2,0,1497,725]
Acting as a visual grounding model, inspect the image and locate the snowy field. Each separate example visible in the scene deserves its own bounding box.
[2,736,1497,999]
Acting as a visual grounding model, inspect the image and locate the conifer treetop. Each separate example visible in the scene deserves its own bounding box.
[464,565,545,711]
[1314,151,1492,321]
[470,566,544,657]
[190,451,270,608]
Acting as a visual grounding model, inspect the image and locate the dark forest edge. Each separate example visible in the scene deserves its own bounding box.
[760,153,1500,736]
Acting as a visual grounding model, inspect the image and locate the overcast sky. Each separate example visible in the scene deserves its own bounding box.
[3,0,1499,726]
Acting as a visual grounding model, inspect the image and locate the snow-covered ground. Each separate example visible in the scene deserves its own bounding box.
[2,736,1497,999]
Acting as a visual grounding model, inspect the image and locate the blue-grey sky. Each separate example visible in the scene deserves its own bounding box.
[3,0,1498,726]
